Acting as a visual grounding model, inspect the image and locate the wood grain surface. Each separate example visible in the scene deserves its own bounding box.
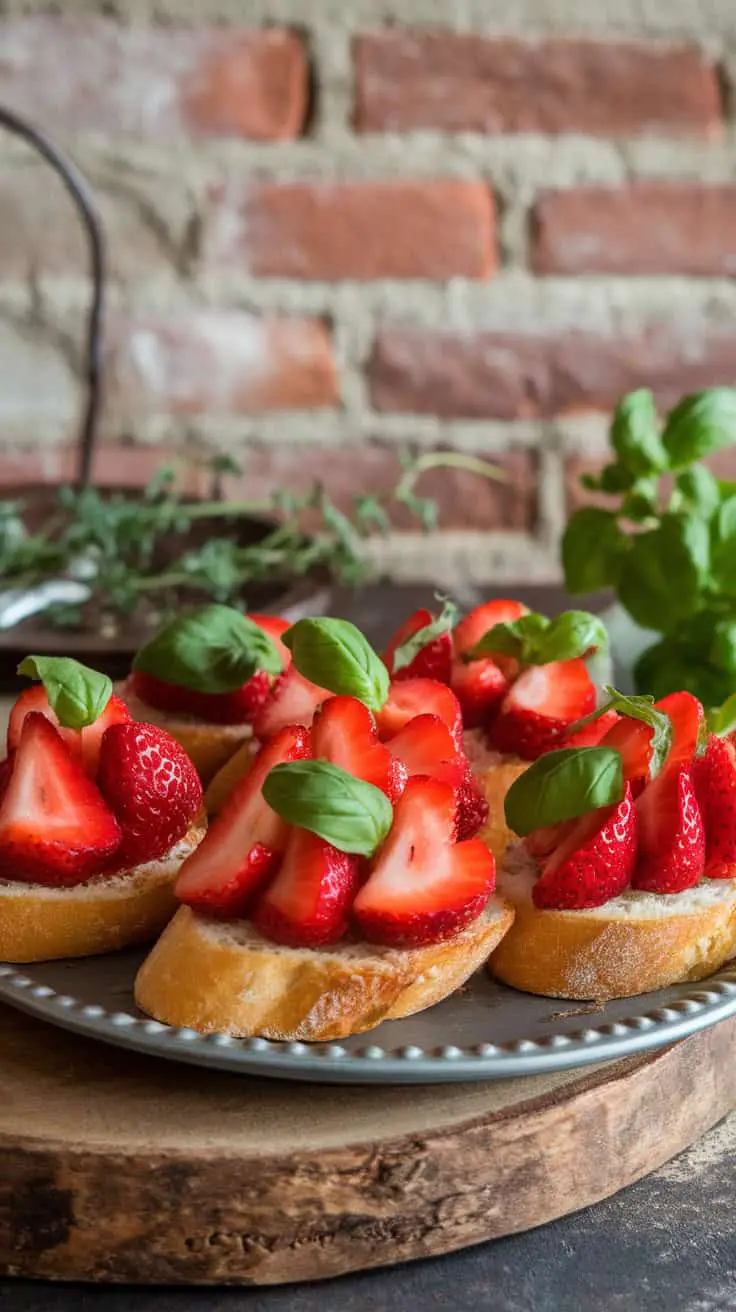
[0,1005,734,1286]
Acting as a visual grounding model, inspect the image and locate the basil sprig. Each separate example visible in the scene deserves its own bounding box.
[567,686,673,777]
[133,605,283,694]
[708,693,736,738]
[17,655,112,730]
[284,618,389,710]
[262,760,393,857]
[391,598,457,675]
[469,609,608,666]
[504,747,624,837]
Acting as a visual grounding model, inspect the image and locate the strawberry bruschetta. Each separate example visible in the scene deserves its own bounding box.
[135,621,513,1040]
[122,605,299,787]
[0,655,204,961]
[489,688,736,998]
[382,599,609,860]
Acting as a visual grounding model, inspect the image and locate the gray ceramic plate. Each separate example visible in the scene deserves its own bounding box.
[1,949,736,1084]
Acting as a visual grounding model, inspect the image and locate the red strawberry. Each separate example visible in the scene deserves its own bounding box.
[532,783,637,910]
[252,828,361,947]
[129,669,271,726]
[693,734,736,879]
[252,665,329,741]
[0,714,121,886]
[387,713,488,838]
[376,678,464,751]
[450,656,509,730]
[246,613,292,668]
[632,767,705,894]
[311,696,407,803]
[564,708,620,749]
[383,608,453,684]
[0,754,13,807]
[98,723,203,869]
[490,659,596,761]
[600,715,654,798]
[7,685,130,777]
[655,690,705,768]
[453,599,529,680]
[175,724,310,917]
[353,777,495,947]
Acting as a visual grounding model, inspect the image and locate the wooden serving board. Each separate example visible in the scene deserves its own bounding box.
[1,1004,734,1287]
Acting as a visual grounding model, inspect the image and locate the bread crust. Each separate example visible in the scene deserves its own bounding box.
[134,897,515,1041]
[0,818,206,963]
[121,683,252,785]
[489,844,736,1000]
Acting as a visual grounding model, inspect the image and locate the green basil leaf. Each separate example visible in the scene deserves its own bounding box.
[391,598,457,675]
[562,508,629,594]
[567,684,673,777]
[469,612,550,662]
[599,462,636,493]
[708,693,736,737]
[283,618,389,710]
[634,638,732,710]
[710,495,736,597]
[621,476,659,522]
[675,466,721,519]
[504,747,624,837]
[710,620,736,675]
[133,605,283,694]
[618,514,710,633]
[532,611,609,664]
[610,389,668,476]
[662,388,736,468]
[262,760,393,857]
[17,655,112,730]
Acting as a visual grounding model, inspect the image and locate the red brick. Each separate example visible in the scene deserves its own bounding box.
[354,34,721,138]
[566,447,736,514]
[206,181,495,280]
[0,444,213,495]
[104,313,337,421]
[0,18,307,141]
[369,327,736,419]
[217,443,536,532]
[532,185,736,277]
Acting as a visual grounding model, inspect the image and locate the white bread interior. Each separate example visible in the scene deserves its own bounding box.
[463,729,528,864]
[489,842,736,1000]
[134,895,515,1042]
[120,680,253,785]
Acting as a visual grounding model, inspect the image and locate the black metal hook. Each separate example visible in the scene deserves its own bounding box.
[0,104,106,490]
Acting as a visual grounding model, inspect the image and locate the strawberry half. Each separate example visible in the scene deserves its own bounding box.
[0,714,121,886]
[129,670,271,726]
[252,828,361,947]
[564,708,620,749]
[450,656,509,730]
[252,665,329,741]
[376,678,464,751]
[98,722,203,870]
[693,734,736,879]
[532,783,637,910]
[600,715,654,798]
[387,713,489,839]
[453,599,529,660]
[655,690,705,768]
[311,696,407,803]
[383,608,453,684]
[7,685,130,777]
[353,777,496,947]
[175,725,310,917]
[632,766,705,894]
[489,659,596,761]
[246,613,292,668]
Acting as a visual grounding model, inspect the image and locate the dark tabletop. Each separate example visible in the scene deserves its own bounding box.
[2,585,734,1312]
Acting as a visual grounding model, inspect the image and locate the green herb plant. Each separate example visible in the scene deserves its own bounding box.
[562,387,736,714]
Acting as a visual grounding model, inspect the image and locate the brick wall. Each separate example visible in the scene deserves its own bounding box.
[1,1,736,586]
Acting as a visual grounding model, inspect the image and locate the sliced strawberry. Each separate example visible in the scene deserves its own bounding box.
[311,696,407,803]
[450,656,509,730]
[532,783,637,910]
[353,777,495,947]
[655,691,705,768]
[525,819,576,861]
[252,828,361,947]
[453,599,529,658]
[175,725,310,916]
[490,659,596,761]
[600,716,654,798]
[7,685,130,777]
[252,665,329,741]
[246,613,292,668]
[565,708,620,749]
[632,767,705,894]
[383,608,453,684]
[376,679,464,752]
[0,714,121,886]
[0,754,14,808]
[387,713,488,838]
[693,734,736,878]
[129,669,271,726]
[98,722,203,870]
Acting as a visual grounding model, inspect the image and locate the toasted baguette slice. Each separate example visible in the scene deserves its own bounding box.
[121,680,253,785]
[0,818,206,963]
[489,842,736,1000]
[134,896,515,1042]
[463,730,528,864]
